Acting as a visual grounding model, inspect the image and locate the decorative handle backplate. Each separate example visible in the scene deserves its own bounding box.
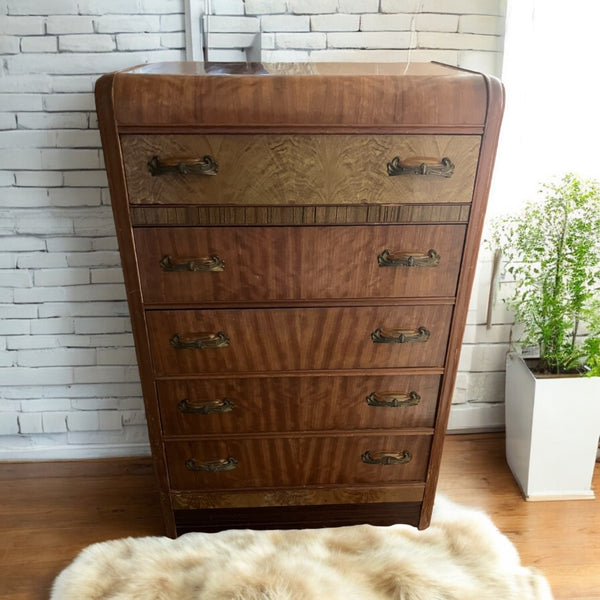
[361,450,412,465]
[387,156,454,178]
[148,155,218,177]
[160,255,225,272]
[170,331,230,350]
[185,457,238,472]
[366,391,421,408]
[178,397,235,414]
[378,249,440,268]
[371,327,430,344]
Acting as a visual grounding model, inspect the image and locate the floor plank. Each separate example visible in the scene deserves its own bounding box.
[0,435,598,599]
[0,458,164,600]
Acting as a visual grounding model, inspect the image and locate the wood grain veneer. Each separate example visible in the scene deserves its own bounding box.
[95,61,504,536]
[111,62,488,129]
[122,134,480,206]
[157,374,441,435]
[165,433,432,490]
[146,305,453,375]
[170,483,426,510]
[134,225,466,304]
[129,203,472,226]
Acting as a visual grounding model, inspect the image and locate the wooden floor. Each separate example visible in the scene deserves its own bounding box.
[437,434,600,600]
[1,433,598,600]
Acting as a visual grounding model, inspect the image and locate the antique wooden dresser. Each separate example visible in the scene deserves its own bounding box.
[95,61,504,536]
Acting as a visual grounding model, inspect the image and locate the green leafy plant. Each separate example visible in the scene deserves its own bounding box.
[489,173,600,375]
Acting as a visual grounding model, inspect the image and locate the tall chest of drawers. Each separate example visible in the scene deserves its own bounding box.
[95,62,504,536]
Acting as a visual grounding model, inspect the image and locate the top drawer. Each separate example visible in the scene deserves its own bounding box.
[121,134,480,206]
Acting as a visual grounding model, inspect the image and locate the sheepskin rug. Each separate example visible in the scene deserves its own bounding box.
[50,496,553,600]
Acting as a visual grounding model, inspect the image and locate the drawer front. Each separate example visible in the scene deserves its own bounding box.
[165,434,432,490]
[146,305,453,375]
[122,134,480,206]
[135,225,465,304]
[157,374,441,435]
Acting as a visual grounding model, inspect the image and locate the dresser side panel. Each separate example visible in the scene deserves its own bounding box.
[95,73,176,537]
[419,74,505,528]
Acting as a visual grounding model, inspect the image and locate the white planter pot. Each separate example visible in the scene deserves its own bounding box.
[505,352,600,501]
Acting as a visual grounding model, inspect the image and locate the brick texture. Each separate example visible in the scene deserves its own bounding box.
[0,0,506,459]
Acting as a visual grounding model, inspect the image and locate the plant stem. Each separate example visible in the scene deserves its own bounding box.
[549,205,568,373]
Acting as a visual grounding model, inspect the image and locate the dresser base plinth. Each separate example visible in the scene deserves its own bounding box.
[173,502,422,535]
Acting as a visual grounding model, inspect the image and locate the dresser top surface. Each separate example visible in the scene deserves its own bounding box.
[96,61,503,130]
[123,61,467,78]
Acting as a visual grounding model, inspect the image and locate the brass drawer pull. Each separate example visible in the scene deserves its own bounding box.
[178,397,235,414]
[378,249,440,268]
[371,326,430,344]
[185,457,238,472]
[366,391,421,408]
[387,156,454,178]
[147,155,218,177]
[160,254,225,272]
[169,331,230,350]
[361,450,412,465]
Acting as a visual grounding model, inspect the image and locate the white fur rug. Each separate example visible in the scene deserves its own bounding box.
[50,497,553,600]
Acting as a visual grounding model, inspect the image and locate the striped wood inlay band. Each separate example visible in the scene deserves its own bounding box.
[130,204,471,226]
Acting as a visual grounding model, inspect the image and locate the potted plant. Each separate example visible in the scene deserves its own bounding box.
[489,173,600,500]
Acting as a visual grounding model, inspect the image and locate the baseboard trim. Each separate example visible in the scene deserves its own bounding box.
[447,403,505,433]
[525,491,596,502]
[0,443,151,461]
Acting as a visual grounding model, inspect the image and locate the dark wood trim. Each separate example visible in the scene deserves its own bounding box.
[174,502,423,534]
[129,203,471,226]
[163,427,436,442]
[142,297,457,310]
[118,124,484,135]
[95,73,177,537]
[419,73,505,529]
[154,367,446,380]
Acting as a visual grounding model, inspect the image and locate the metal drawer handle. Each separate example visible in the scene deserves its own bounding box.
[185,457,238,472]
[378,249,440,268]
[147,155,218,177]
[160,254,225,272]
[361,450,412,465]
[178,397,235,414]
[387,156,454,178]
[169,331,230,350]
[366,391,421,408]
[371,327,430,344]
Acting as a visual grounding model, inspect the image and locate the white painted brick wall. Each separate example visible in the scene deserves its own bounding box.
[245,0,288,14]
[206,15,260,32]
[203,1,504,73]
[327,31,414,48]
[290,0,338,14]
[262,15,310,31]
[339,0,379,13]
[212,1,245,15]
[0,0,506,460]
[311,14,359,31]
[21,36,58,53]
[276,32,326,49]
[46,16,95,34]
[360,14,413,30]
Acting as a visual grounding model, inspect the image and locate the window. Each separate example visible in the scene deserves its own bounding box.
[489,0,600,215]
